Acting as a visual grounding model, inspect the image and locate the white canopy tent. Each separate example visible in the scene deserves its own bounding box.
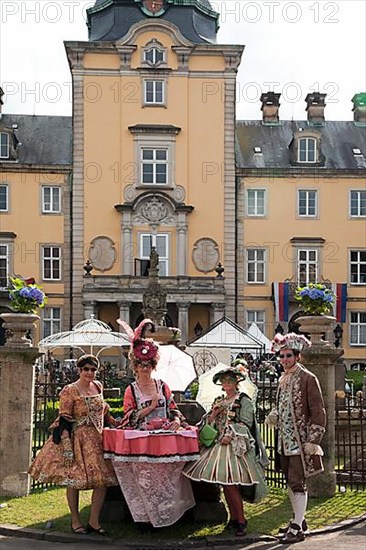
[38,316,131,357]
[187,317,265,354]
[247,322,273,353]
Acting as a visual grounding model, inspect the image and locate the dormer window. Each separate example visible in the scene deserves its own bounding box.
[298,137,316,163]
[142,40,166,67]
[290,129,323,166]
[0,132,9,159]
[144,47,164,65]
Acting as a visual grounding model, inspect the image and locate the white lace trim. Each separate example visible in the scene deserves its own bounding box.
[105,453,200,463]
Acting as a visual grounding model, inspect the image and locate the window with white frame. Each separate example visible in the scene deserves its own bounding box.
[144,47,165,65]
[0,244,9,287]
[42,246,61,280]
[246,189,266,216]
[350,190,366,217]
[0,184,8,211]
[298,249,317,285]
[246,310,265,333]
[350,311,366,345]
[43,307,61,338]
[141,148,168,185]
[144,80,164,105]
[298,190,317,217]
[246,249,265,283]
[140,234,169,276]
[350,250,366,284]
[0,132,9,159]
[42,186,61,213]
[298,137,316,163]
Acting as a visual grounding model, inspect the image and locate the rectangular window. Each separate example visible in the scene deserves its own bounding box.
[43,246,61,280]
[247,249,265,283]
[350,190,366,217]
[247,189,266,216]
[298,137,316,163]
[42,186,61,213]
[0,244,9,287]
[298,249,317,285]
[43,307,61,338]
[350,250,366,284]
[246,310,265,333]
[298,190,317,217]
[0,133,9,158]
[0,184,8,211]
[141,148,168,185]
[350,311,366,345]
[144,80,164,104]
[140,234,169,276]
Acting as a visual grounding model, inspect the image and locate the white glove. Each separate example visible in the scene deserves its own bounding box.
[265,409,278,428]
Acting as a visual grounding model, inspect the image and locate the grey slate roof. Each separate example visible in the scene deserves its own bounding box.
[236,120,366,171]
[0,114,72,166]
[87,1,218,43]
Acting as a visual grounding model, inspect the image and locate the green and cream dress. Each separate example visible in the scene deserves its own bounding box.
[183,392,269,502]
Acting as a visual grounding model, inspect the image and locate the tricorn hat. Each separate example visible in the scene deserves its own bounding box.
[271,332,311,353]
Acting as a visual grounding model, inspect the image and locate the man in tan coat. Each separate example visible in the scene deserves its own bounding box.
[267,333,326,544]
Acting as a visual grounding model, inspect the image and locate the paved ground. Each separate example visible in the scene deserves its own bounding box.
[0,518,365,550]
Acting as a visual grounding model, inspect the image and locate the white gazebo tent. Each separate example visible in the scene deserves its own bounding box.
[38,315,131,357]
[247,322,273,353]
[186,317,266,355]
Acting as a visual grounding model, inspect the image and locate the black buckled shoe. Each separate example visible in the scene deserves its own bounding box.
[235,519,248,537]
[279,523,305,544]
[278,518,308,534]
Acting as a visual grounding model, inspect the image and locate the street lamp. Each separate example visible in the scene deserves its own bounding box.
[333,324,343,348]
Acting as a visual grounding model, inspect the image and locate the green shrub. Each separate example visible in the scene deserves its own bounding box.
[189,381,199,399]
[346,370,365,393]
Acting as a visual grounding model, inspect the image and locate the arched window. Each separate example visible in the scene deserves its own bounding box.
[298,137,316,163]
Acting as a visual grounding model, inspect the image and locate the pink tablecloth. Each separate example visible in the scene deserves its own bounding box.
[103,428,200,463]
[103,428,200,527]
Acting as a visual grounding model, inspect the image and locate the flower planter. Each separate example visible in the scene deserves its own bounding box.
[0,312,40,347]
[296,315,336,346]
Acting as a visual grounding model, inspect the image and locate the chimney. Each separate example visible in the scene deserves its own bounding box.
[305,92,326,124]
[260,92,281,124]
[352,93,366,123]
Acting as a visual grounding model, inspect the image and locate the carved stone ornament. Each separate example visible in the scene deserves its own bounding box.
[192,238,220,273]
[133,196,175,226]
[172,185,186,202]
[89,236,116,272]
[124,185,137,202]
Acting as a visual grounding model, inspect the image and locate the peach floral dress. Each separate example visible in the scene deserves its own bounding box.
[29,382,118,489]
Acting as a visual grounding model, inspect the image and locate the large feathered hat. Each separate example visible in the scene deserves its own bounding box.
[116,318,159,364]
[271,332,311,353]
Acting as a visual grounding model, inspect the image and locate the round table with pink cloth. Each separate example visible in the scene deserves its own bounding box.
[103,427,200,527]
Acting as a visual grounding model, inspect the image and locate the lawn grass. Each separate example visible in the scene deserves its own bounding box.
[1,486,365,540]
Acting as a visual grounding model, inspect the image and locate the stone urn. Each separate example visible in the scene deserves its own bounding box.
[0,312,40,347]
[297,314,336,346]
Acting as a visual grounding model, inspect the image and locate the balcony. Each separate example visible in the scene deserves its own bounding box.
[83,274,225,303]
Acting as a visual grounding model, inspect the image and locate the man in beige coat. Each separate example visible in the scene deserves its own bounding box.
[267,333,326,544]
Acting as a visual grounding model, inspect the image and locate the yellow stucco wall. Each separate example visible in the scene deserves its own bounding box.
[82,30,226,277]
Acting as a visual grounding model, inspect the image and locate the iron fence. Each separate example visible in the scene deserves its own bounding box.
[31,365,365,493]
[335,393,366,490]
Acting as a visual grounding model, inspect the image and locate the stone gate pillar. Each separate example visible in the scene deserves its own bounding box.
[0,346,40,496]
[301,344,343,497]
